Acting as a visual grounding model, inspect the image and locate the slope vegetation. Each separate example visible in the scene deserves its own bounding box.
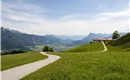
[66,42,104,52]
[22,51,130,80]
[110,33,130,51]
[21,33,130,80]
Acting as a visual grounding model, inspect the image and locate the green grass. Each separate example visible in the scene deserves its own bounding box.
[110,33,130,49]
[21,51,130,80]
[1,52,48,71]
[108,33,130,52]
[21,34,130,80]
[66,42,104,52]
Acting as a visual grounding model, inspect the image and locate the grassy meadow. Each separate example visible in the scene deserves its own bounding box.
[1,52,48,71]
[66,42,104,52]
[21,39,130,80]
[21,51,130,80]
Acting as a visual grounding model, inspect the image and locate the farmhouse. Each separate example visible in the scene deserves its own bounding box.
[93,38,112,42]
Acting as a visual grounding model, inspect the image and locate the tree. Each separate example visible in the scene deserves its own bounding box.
[50,48,53,52]
[112,31,120,39]
[43,46,49,52]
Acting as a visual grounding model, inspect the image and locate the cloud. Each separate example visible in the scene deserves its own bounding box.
[2,1,129,35]
[97,9,129,18]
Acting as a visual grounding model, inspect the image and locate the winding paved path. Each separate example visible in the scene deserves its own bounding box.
[1,52,60,80]
[100,41,108,52]
[96,41,108,53]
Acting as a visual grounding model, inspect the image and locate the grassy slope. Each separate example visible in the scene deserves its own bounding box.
[66,42,104,52]
[22,52,130,80]
[22,34,130,80]
[110,33,130,51]
[1,52,48,71]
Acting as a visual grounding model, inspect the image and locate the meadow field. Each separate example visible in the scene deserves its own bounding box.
[2,33,130,80]
[21,41,130,80]
[1,52,48,71]
[21,52,130,80]
[66,42,104,52]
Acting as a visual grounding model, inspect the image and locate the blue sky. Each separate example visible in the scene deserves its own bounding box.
[2,0,130,35]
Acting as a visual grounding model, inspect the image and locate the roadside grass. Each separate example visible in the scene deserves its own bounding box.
[66,42,104,52]
[106,45,125,52]
[1,52,48,71]
[21,51,130,80]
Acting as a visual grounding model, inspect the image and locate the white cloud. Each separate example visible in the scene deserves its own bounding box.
[2,1,129,35]
[97,9,129,17]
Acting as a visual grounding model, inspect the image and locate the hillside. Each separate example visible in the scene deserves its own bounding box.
[66,42,104,52]
[71,32,127,46]
[21,33,130,80]
[110,33,130,51]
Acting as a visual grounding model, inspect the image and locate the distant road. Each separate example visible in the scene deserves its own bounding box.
[97,41,108,53]
[101,41,108,52]
[1,52,60,80]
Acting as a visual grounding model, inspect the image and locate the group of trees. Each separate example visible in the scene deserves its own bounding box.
[43,46,53,52]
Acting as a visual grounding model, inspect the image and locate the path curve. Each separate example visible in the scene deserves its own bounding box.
[97,41,108,53]
[100,41,108,52]
[1,52,60,80]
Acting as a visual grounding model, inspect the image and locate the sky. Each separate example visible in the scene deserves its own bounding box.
[1,0,130,35]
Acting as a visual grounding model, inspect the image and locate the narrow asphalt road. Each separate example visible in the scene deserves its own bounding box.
[100,41,108,52]
[96,41,108,53]
[1,52,60,80]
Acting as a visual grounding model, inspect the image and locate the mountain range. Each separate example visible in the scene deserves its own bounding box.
[56,35,86,41]
[1,27,127,51]
[1,27,68,50]
[70,33,111,46]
